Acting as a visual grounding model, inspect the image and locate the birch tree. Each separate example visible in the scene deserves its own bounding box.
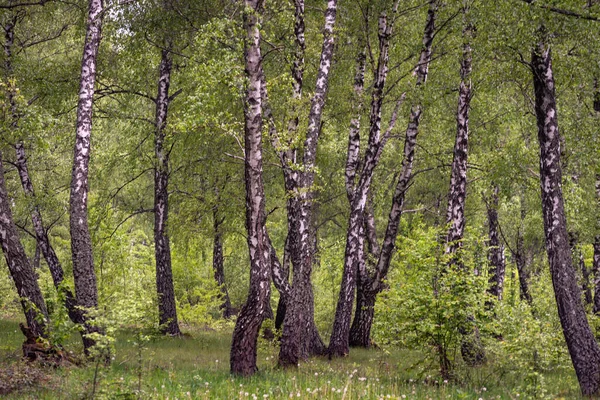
[531,27,600,396]
[69,0,104,355]
[331,0,438,353]
[230,0,271,376]
[329,0,404,355]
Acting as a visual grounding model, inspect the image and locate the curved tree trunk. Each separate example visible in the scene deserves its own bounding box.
[154,44,181,336]
[531,31,600,396]
[3,14,83,330]
[230,0,271,376]
[343,0,437,351]
[0,153,48,339]
[69,0,104,355]
[329,2,403,357]
[16,144,84,326]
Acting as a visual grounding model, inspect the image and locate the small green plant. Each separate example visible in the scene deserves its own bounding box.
[373,222,491,380]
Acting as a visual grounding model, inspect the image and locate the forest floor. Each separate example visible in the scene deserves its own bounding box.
[0,319,581,399]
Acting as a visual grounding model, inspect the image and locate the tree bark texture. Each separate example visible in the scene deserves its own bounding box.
[445,21,472,265]
[69,0,103,354]
[515,194,532,304]
[342,0,437,351]
[445,15,485,366]
[486,185,505,300]
[276,0,336,367]
[593,174,600,314]
[531,34,600,396]
[213,210,233,318]
[580,252,593,305]
[329,1,404,357]
[4,14,83,329]
[154,44,181,336]
[273,235,290,330]
[0,153,47,339]
[230,0,271,376]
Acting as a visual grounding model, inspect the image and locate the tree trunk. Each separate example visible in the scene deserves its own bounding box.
[445,27,471,264]
[342,0,437,351]
[349,277,376,348]
[3,14,83,329]
[213,211,233,318]
[513,191,533,304]
[0,153,48,339]
[593,174,600,314]
[329,2,404,358]
[580,252,593,305]
[69,0,104,355]
[154,44,181,336]
[277,0,337,367]
[274,235,290,330]
[531,32,600,396]
[230,0,271,376]
[487,185,505,300]
[444,11,485,366]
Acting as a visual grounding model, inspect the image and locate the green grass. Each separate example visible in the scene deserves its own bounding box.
[0,319,582,399]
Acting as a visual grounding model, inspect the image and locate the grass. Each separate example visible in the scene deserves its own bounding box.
[0,318,582,399]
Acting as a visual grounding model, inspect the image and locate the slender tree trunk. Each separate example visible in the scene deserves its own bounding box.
[0,153,48,339]
[343,0,437,350]
[277,0,337,367]
[580,252,593,305]
[487,185,505,300]
[69,0,104,355]
[274,236,290,330]
[444,26,471,264]
[593,174,600,314]
[3,14,83,329]
[444,9,485,366]
[153,44,181,336]
[515,207,533,304]
[531,31,600,396]
[329,2,404,357]
[230,0,271,376]
[213,211,233,318]
[16,144,84,326]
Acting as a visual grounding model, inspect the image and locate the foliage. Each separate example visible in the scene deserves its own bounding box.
[373,220,492,379]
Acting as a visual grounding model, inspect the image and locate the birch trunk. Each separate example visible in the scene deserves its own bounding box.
[69,0,103,355]
[3,14,83,330]
[277,0,336,367]
[487,185,505,300]
[515,209,533,304]
[154,44,181,336]
[213,210,233,318]
[444,10,486,366]
[531,32,600,396]
[230,0,271,376]
[0,153,47,339]
[343,0,437,350]
[329,1,404,357]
